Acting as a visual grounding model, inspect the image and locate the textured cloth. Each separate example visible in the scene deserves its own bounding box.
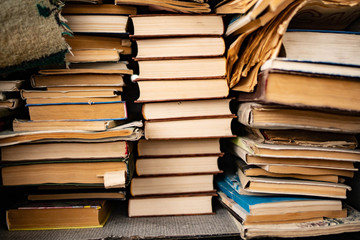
[0,0,68,74]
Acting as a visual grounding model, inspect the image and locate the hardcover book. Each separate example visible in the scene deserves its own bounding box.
[6,200,112,230]
[237,102,360,133]
[130,14,223,37]
[235,70,360,112]
[128,193,216,217]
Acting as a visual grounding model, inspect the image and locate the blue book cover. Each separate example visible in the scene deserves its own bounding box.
[216,173,320,214]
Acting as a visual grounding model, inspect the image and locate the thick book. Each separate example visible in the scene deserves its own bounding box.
[1,141,131,162]
[144,117,234,139]
[136,78,229,102]
[237,169,351,199]
[142,99,232,120]
[130,174,215,196]
[128,193,216,217]
[237,102,360,133]
[137,138,221,157]
[136,155,222,176]
[1,154,134,188]
[136,57,226,80]
[134,37,225,59]
[26,100,127,121]
[216,175,345,224]
[65,15,129,34]
[281,30,360,66]
[6,200,111,230]
[235,70,360,112]
[130,14,223,37]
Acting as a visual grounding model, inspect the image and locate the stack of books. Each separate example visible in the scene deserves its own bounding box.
[219,1,360,238]
[2,2,143,230]
[128,13,235,217]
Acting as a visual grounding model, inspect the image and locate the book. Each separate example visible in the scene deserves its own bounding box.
[0,99,21,110]
[21,89,120,99]
[138,138,221,157]
[142,99,233,120]
[258,165,354,178]
[66,49,121,64]
[128,193,216,217]
[1,141,131,162]
[6,200,111,230]
[247,128,358,150]
[234,156,340,183]
[218,191,346,225]
[65,15,129,34]
[240,204,360,239]
[136,155,221,176]
[64,34,132,63]
[136,79,229,102]
[144,117,234,139]
[281,30,360,66]
[1,158,132,187]
[130,174,215,196]
[235,70,360,112]
[12,119,121,132]
[216,174,346,224]
[261,58,360,78]
[237,102,360,133]
[27,189,126,201]
[39,62,133,75]
[227,141,357,177]
[62,3,137,15]
[130,14,224,37]
[237,169,351,199]
[136,57,226,80]
[0,121,143,147]
[135,37,225,59]
[231,136,360,162]
[46,86,124,92]
[31,73,125,88]
[26,100,127,121]
[115,0,211,14]
[25,96,123,105]
[0,80,25,92]
[65,35,132,55]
